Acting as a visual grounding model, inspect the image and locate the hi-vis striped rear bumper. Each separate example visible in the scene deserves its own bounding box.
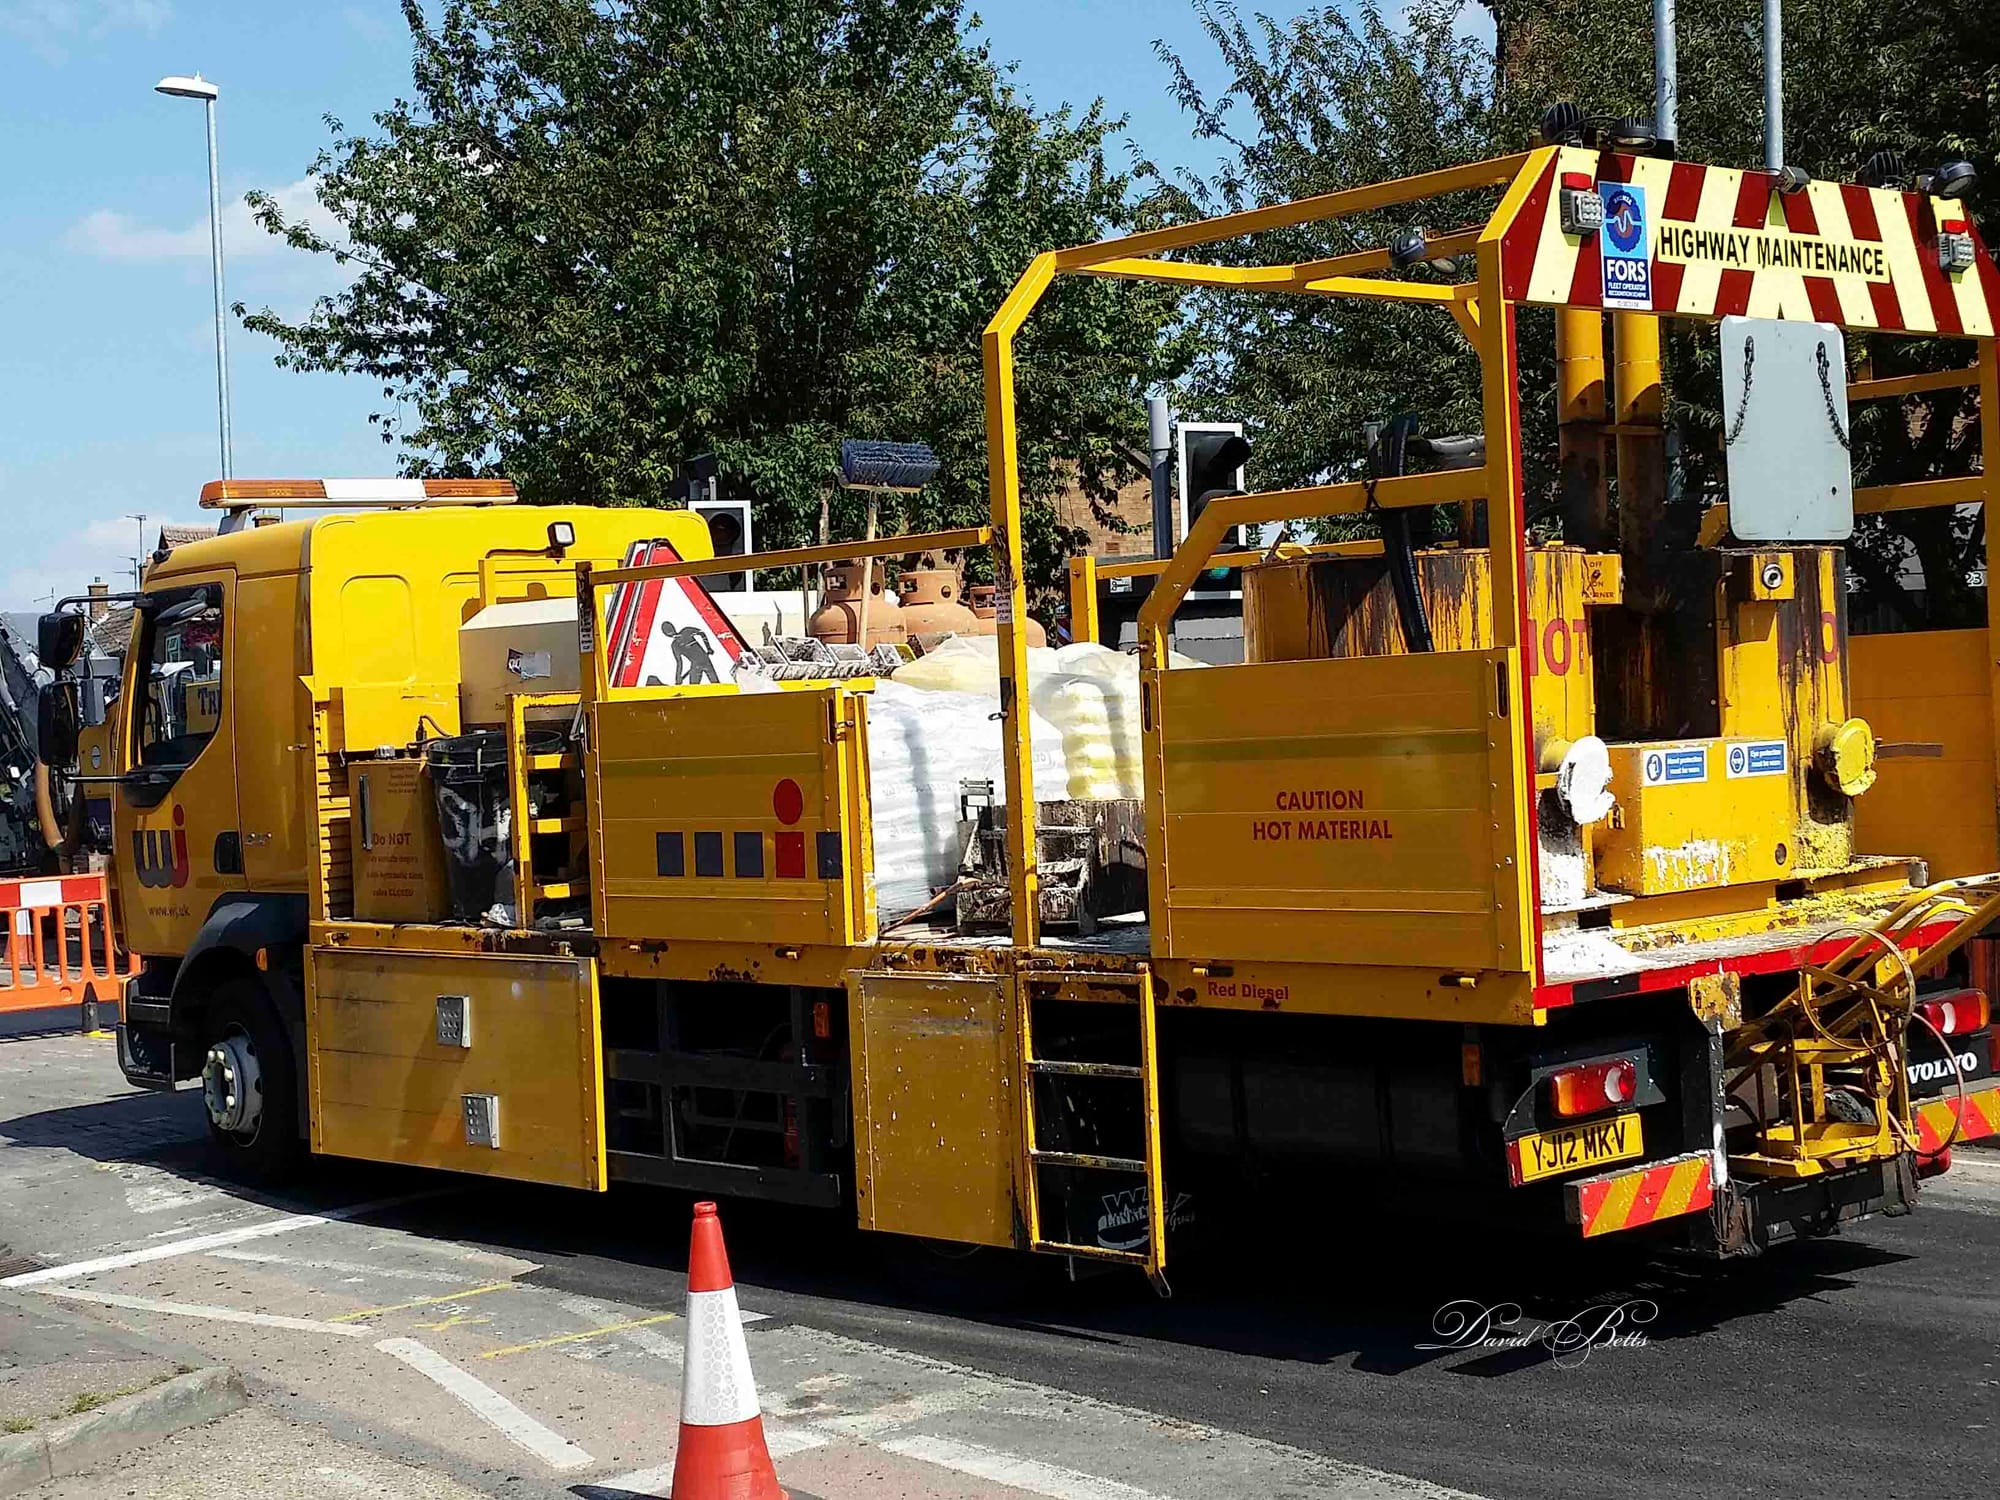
[1565,1151,1715,1238]
[1915,1080,2000,1153]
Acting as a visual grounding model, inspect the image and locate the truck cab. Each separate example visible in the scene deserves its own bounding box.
[100,483,714,1178]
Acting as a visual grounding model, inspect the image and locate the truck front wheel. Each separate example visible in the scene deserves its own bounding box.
[199,978,303,1185]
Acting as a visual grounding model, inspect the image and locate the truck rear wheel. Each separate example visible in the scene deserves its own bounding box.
[199,978,303,1185]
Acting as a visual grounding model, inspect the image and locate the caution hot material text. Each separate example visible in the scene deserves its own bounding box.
[1254,787,1392,842]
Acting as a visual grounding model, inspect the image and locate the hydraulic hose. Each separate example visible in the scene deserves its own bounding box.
[1373,414,1433,653]
[33,761,65,854]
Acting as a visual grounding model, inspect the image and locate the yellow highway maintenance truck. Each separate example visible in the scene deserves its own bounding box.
[37,144,2000,1277]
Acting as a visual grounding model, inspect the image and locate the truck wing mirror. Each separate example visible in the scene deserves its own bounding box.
[37,681,78,767]
[37,611,84,672]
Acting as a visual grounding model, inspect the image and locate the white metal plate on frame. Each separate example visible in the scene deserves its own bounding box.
[1721,316,1854,542]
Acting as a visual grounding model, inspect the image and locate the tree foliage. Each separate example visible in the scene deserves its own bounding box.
[1168,0,2000,617]
[1498,0,1999,625]
[1153,1,1509,519]
[244,0,1195,597]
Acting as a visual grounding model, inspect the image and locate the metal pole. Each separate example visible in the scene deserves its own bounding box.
[1762,0,1783,170]
[1147,396,1173,558]
[203,95,233,479]
[1653,0,1677,142]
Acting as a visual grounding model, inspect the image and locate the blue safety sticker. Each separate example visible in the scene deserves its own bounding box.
[1725,740,1788,779]
[1642,745,1708,786]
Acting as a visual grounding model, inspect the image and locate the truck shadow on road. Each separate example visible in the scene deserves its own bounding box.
[2,1081,1918,1381]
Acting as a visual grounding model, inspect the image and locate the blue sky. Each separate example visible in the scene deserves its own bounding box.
[0,1,1472,610]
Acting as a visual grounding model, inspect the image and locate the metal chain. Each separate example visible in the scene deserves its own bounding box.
[1816,341,1851,451]
[1723,336,1755,447]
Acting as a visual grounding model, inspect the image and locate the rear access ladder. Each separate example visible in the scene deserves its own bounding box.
[1019,967,1170,1292]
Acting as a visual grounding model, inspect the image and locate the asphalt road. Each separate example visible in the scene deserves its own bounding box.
[3,1031,1995,1500]
[407,1146,2000,1500]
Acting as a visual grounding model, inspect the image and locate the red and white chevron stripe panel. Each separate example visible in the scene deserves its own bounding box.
[1500,146,2000,336]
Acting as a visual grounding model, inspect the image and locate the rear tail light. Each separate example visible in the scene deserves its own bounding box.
[1915,989,1989,1036]
[1548,1058,1638,1118]
[1559,174,1603,237]
[1937,229,1976,272]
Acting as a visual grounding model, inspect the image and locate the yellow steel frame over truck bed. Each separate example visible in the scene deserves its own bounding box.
[283,147,2000,1274]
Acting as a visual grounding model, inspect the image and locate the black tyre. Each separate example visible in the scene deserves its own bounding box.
[198,977,303,1185]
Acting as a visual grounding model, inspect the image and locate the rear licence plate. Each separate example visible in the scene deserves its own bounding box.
[1511,1113,1644,1184]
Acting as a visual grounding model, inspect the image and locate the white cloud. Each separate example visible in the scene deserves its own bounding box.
[68,177,347,265]
[342,4,399,44]
[0,512,195,610]
[0,0,171,62]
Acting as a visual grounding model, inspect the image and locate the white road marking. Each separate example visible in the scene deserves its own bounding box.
[40,1286,371,1337]
[559,1294,682,1361]
[126,1180,224,1215]
[211,1250,478,1284]
[594,1427,830,1499]
[786,1325,1486,1499]
[373,1336,594,1472]
[765,1425,833,1459]
[802,1386,980,1440]
[552,1292,763,1363]
[882,1434,1162,1500]
[0,1191,442,1287]
[147,1212,246,1240]
[360,1236,541,1272]
[589,1460,676,1496]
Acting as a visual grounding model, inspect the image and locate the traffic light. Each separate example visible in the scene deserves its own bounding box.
[665,454,749,593]
[1177,422,1251,598]
[691,499,752,594]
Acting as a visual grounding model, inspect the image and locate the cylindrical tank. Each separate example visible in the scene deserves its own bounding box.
[808,560,906,649]
[897,567,979,640]
[966,583,1047,646]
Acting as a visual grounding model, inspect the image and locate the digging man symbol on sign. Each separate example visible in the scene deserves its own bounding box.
[669,624,721,685]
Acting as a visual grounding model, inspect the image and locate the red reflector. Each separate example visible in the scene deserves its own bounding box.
[1561,172,1595,191]
[1915,989,1989,1037]
[1943,219,1968,233]
[812,1000,832,1041]
[1549,1058,1638,1118]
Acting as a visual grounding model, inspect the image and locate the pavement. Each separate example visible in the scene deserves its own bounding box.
[1,1029,1996,1500]
[0,1289,183,1430]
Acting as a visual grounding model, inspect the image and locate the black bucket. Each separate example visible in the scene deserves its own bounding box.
[426,731,514,923]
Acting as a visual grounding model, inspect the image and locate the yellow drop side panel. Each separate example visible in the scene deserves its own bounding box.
[307,947,607,1189]
[588,685,874,947]
[1851,628,1998,878]
[1148,649,1527,970]
[850,971,1019,1247]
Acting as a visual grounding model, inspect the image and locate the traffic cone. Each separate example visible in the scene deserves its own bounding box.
[671,1201,786,1500]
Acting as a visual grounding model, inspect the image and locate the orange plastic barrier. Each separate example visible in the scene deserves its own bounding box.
[0,872,135,1023]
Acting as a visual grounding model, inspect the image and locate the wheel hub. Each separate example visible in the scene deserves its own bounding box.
[202,1033,263,1135]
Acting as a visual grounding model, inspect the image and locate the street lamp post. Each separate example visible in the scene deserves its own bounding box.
[155,73,232,480]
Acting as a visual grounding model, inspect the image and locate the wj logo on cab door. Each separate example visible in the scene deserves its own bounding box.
[133,805,191,889]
